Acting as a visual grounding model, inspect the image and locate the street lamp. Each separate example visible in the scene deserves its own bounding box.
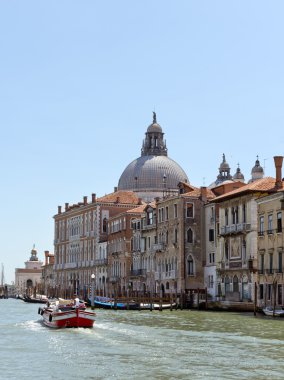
[91,273,96,310]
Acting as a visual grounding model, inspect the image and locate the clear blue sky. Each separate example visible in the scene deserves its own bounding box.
[1,1,284,284]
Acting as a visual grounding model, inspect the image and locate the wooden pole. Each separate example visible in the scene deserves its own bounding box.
[254,282,257,316]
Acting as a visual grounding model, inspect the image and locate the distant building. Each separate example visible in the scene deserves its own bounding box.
[41,250,55,297]
[15,246,43,295]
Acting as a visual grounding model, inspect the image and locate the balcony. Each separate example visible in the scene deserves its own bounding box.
[109,276,119,283]
[154,272,161,280]
[220,223,251,236]
[161,270,176,280]
[130,269,146,277]
[153,243,165,252]
[64,263,77,269]
[93,259,108,266]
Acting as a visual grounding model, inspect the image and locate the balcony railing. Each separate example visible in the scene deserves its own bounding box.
[220,223,251,236]
[109,276,119,283]
[130,269,146,277]
[153,243,165,252]
[161,270,177,280]
[154,272,161,280]
[64,263,77,269]
[93,259,108,266]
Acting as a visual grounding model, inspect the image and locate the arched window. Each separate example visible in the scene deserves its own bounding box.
[225,208,229,225]
[166,282,169,290]
[103,217,107,233]
[225,276,230,294]
[225,241,229,260]
[187,228,193,243]
[233,275,239,292]
[187,255,194,275]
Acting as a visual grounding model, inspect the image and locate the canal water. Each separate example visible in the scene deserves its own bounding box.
[0,299,283,380]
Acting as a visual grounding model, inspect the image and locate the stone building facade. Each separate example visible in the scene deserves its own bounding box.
[15,246,43,295]
[256,156,284,308]
[53,191,143,298]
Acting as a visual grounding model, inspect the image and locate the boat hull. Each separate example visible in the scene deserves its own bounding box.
[262,307,284,317]
[39,307,96,328]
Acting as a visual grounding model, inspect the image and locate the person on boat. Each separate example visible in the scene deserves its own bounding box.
[73,294,80,308]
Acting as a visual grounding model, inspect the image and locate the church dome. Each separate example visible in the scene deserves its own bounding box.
[147,122,162,133]
[118,155,188,192]
[117,113,189,199]
[249,156,264,182]
[233,164,245,182]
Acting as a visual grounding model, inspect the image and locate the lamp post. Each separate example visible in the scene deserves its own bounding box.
[91,273,95,310]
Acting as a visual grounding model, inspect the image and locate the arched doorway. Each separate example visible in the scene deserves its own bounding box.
[225,276,230,296]
[233,275,239,292]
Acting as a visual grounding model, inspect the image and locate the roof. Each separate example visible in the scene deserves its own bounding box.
[97,190,142,204]
[184,188,216,200]
[126,203,148,214]
[212,177,283,202]
[118,155,188,192]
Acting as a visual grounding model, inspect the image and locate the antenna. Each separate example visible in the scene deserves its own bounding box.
[263,158,268,174]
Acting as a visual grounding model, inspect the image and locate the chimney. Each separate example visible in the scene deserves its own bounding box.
[92,193,96,203]
[44,250,49,265]
[138,197,142,205]
[116,196,120,203]
[83,196,88,205]
[58,206,62,214]
[200,186,207,202]
[65,202,69,211]
[114,186,118,192]
[274,156,283,188]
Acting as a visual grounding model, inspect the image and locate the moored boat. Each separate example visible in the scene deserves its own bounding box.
[89,296,175,310]
[38,298,96,328]
[23,294,48,304]
[91,296,139,310]
[262,306,284,317]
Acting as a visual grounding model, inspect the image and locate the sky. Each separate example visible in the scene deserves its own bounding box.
[1,1,284,284]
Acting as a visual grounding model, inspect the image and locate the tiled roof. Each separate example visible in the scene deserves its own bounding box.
[213,177,283,201]
[97,190,142,204]
[184,188,216,199]
[126,204,148,214]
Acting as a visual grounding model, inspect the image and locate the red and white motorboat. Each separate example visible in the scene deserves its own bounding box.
[38,298,96,328]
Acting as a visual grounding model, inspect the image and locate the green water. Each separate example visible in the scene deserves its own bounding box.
[0,299,283,379]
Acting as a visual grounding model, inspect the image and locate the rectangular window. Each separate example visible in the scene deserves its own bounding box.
[260,254,264,274]
[268,284,272,300]
[269,254,273,274]
[147,210,153,225]
[268,214,273,234]
[242,204,246,223]
[278,284,282,305]
[277,212,282,233]
[259,284,264,299]
[209,229,214,242]
[186,203,194,218]
[148,237,151,249]
[225,209,229,225]
[278,252,282,273]
[259,216,264,236]
[174,204,178,218]
[165,207,169,221]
